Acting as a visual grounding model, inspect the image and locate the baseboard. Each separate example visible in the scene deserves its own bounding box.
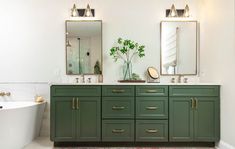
[216,140,235,149]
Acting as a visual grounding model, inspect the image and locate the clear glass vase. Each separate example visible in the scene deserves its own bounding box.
[123,61,132,80]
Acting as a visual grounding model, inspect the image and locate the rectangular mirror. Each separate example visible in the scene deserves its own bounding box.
[66,20,102,75]
[160,21,198,75]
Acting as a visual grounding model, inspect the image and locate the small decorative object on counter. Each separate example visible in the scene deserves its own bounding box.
[35,95,45,103]
[110,38,145,81]
[147,67,160,83]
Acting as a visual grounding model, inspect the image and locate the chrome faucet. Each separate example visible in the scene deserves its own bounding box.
[0,92,11,96]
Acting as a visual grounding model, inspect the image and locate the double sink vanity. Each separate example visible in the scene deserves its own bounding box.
[50,83,220,146]
[50,19,220,147]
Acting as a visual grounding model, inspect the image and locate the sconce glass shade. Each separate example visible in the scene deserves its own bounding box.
[168,4,178,17]
[183,4,190,17]
[84,4,93,17]
[71,4,79,17]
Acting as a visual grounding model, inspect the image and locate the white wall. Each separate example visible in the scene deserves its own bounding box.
[198,0,235,148]
[0,0,199,83]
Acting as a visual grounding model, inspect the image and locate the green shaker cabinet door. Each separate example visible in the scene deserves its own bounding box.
[169,97,194,142]
[77,97,101,141]
[136,97,168,119]
[102,120,134,142]
[194,97,220,142]
[136,120,168,142]
[51,97,76,141]
[102,97,134,119]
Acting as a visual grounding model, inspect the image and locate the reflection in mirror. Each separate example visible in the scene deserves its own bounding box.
[161,21,197,75]
[66,20,102,75]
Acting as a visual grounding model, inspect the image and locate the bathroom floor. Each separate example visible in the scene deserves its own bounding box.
[23,137,215,149]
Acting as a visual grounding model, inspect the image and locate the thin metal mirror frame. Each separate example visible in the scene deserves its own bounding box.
[65,20,103,75]
[160,20,199,76]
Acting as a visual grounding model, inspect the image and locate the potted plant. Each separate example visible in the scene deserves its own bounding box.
[110,38,145,80]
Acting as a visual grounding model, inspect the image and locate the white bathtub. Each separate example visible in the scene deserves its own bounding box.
[0,101,46,149]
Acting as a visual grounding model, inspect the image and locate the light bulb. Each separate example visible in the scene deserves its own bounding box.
[168,4,178,17]
[71,4,78,17]
[84,4,93,17]
[183,4,190,17]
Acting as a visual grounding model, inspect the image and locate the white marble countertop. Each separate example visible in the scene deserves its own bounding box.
[49,82,220,86]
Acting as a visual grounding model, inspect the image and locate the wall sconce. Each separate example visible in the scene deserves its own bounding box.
[70,3,95,17]
[166,4,190,17]
[71,4,79,17]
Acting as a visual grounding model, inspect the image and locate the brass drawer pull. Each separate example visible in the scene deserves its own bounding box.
[72,98,75,109]
[76,98,79,109]
[112,129,125,133]
[112,106,125,110]
[146,89,158,93]
[146,129,158,133]
[146,106,158,110]
[195,98,198,109]
[112,89,125,93]
[191,98,194,109]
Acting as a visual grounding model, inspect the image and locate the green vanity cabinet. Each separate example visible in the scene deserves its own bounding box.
[135,86,169,142]
[51,97,76,141]
[51,85,101,142]
[102,86,135,142]
[50,85,220,145]
[169,86,220,142]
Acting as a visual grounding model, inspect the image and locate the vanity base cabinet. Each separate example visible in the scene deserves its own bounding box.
[51,86,101,142]
[51,85,220,145]
[102,86,135,142]
[51,97,76,141]
[76,97,101,141]
[169,86,220,142]
[169,97,194,142]
[194,97,220,142]
[136,86,169,142]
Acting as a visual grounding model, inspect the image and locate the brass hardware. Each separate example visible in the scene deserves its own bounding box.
[191,98,194,108]
[72,98,75,109]
[112,89,125,93]
[112,129,125,133]
[146,106,158,110]
[76,98,79,109]
[171,78,176,83]
[0,92,11,96]
[146,89,158,93]
[195,98,198,109]
[146,129,158,133]
[112,106,125,110]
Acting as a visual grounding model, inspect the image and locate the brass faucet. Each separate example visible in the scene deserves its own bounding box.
[0,92,11,96]
[177,75,184,83]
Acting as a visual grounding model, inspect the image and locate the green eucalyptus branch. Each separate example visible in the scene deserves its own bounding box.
[110,38,145,63]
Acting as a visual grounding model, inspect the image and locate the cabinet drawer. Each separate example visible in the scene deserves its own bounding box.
[136,120,168,142]
[102,120,134,142]
[136,97,168,119]
[102,86,134,96]
[102,97,134,119]
[169,86,219,97]
[136,86,168,96]
[51,85,101,97]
